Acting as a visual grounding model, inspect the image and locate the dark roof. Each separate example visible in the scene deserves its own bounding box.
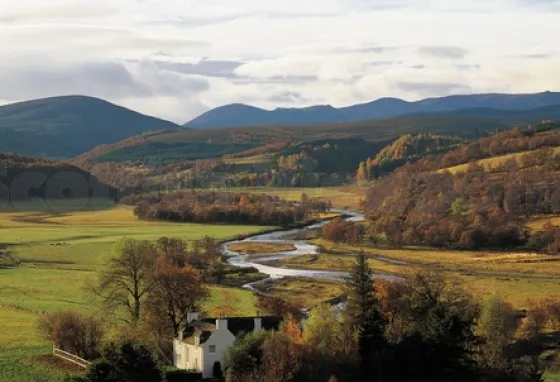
[181,316,283,343]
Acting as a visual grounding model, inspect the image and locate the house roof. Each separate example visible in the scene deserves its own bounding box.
[180,316,283,344]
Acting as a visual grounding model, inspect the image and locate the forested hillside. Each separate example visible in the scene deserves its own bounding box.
[363,124,560,254]
[356,133,462,181]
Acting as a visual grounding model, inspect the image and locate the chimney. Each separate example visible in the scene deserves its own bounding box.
[254,317,262,330]
[178,330,184,341]
[216,318,228,331]
[187,311,199,323]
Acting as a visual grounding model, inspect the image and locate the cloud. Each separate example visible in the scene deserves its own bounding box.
[0,0,558,123]
[418,46,467,60]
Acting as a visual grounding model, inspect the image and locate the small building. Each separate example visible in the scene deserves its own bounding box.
[173,312,282,379]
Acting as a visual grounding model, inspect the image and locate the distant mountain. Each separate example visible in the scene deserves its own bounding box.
[185,91,560,129]
[0,95,180,158]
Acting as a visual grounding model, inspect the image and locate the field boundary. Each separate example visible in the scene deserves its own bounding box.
[52,346,91,369]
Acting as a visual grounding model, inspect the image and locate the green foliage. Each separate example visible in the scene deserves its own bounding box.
[96,141,261,165]
[80,341,164,382]
[222,329,271,382]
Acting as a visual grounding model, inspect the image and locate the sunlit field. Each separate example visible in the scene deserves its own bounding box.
[0,205,267,381]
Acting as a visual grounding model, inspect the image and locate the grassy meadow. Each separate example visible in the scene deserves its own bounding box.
[282,239,560,310]
[0,205,267,381]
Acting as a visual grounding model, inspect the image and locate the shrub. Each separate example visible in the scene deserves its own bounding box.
[37,311,104,360]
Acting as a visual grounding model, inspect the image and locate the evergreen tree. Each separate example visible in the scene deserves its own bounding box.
[345,251,375,327]
[345,252,386,381]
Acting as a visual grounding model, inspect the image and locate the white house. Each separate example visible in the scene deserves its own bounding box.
[173,312,282,379]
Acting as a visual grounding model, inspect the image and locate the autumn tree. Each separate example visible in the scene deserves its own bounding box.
[214,290,239,318]
[147,256,208,336]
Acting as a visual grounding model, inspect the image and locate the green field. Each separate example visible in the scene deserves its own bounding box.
[0,206,267,381]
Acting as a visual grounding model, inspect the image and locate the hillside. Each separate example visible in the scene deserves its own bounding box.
[356,133,463,181]
[77,113,519,165]
[363,125,560,254]
[0,151,116,209]
[185,91,560,129]
[0,95,180,158]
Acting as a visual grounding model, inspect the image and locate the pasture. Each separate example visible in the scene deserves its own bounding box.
[0,206,267,381]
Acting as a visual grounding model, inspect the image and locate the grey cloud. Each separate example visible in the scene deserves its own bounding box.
[0,61,153,101]
[418,46,467,59]
[397,81,472,95]
[268,91,310,103]
[152,59,244,78]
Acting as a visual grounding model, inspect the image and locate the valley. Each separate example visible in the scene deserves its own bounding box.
[0,93,559,381]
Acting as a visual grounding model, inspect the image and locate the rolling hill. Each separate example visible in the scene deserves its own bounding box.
[185,91,560,129]
[76,112,536,165]
[0,95,180,158]
[0,151,117,210]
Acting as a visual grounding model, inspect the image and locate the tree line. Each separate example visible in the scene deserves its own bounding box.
[123,191,328,226]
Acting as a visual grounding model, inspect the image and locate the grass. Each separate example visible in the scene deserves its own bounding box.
[439,146,560,175]
[252,277,345,308]
[228,242,296,255]
[0,206,269,381]
[286,240,560,309]
[229,186,365,209]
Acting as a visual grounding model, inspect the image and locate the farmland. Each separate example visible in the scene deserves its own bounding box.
[0,206,268,381]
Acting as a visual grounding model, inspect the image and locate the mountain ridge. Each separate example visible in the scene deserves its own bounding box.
[185,91,560,129]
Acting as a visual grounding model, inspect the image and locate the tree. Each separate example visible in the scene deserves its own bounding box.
[37,311,104,360]
[214,290,239,318]
[345,252,376,327]
[147,256,208,336]
[476,296,518,371]
[92,239,157,322]
[345,252,386,381]
[222,330,271,382]
[80,341,164,382]
[302,304,346,357]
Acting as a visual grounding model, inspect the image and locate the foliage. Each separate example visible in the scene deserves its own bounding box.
[147,256,208,336]
[37,311,104,360]
[78,341,164,382]
[125,191,328,226]
[476,296,519,371]
[222,329,271,382]
[356,133,462,181]
[322,218,364,245]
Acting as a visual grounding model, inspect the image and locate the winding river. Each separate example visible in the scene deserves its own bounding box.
[222,209,400,289]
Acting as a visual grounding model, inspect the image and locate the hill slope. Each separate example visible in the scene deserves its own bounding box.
[79,113,521,165]
[0,96,180,158]
[185,91,560,129]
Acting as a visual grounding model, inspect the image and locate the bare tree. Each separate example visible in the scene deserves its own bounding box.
[92,239,157,322]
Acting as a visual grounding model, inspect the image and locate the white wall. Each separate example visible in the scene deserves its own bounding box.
[201,328,236,378]
[173,340,204,373]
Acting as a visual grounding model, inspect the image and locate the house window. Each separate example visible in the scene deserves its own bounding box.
[209,345,216,354]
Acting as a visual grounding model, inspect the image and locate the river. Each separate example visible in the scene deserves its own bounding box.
[222,209,400,289]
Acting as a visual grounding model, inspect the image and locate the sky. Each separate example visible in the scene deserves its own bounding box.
[0,0,559,123]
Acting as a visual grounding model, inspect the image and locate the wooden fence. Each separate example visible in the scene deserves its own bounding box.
[52,346,92,369]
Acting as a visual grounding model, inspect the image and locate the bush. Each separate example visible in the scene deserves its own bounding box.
[164,368,203,382]
[37,311,104,360]
[83,341,164,382]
